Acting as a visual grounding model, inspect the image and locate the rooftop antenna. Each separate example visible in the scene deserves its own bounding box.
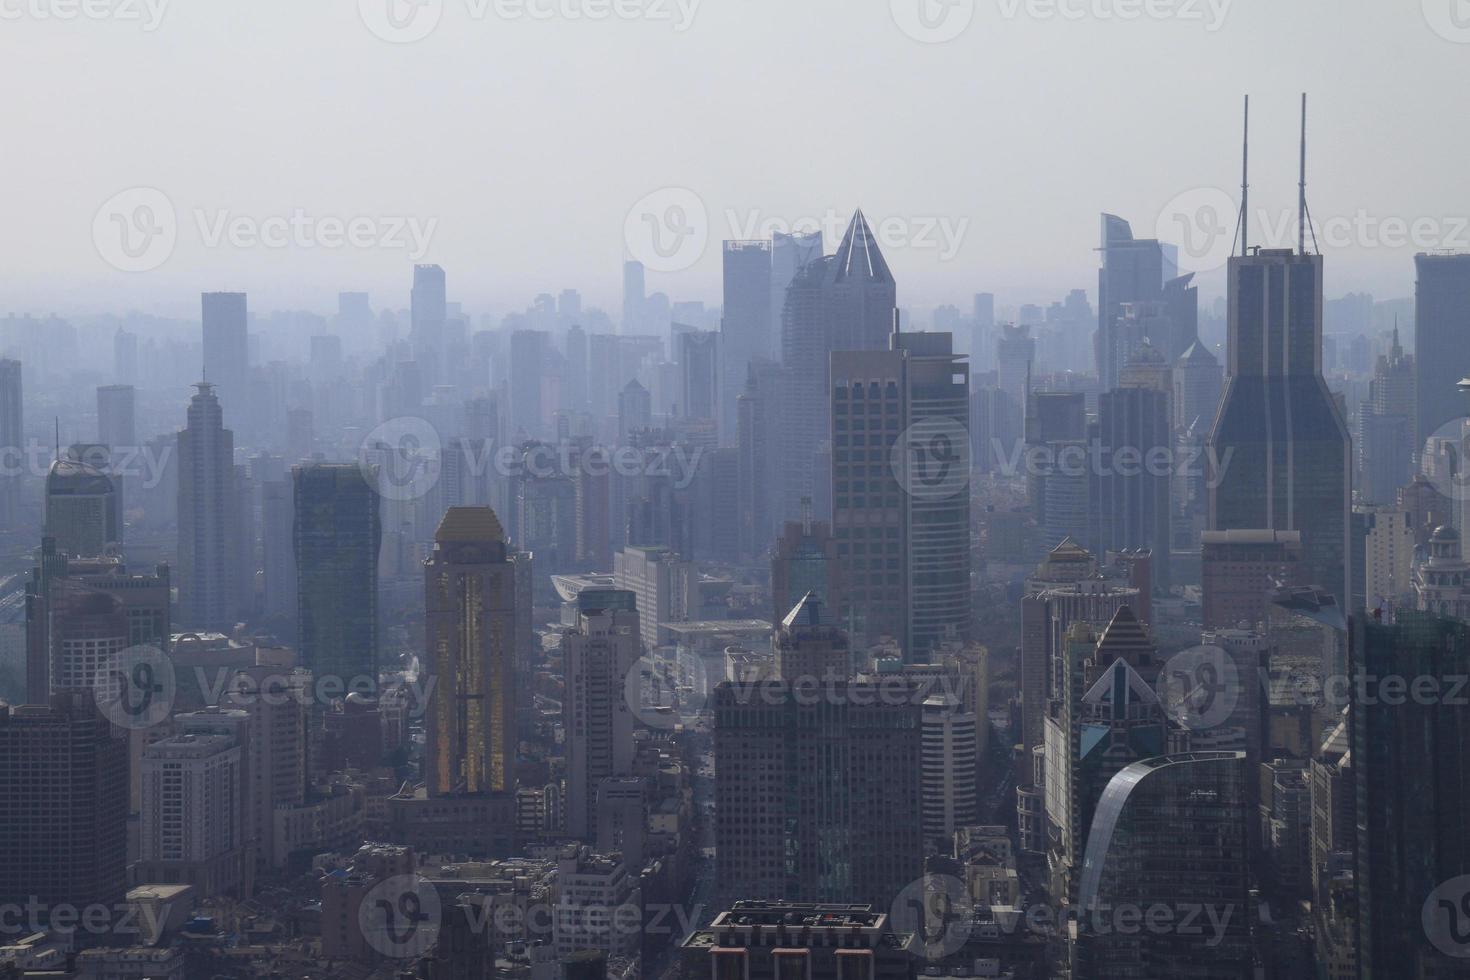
[1298,92,1320,255]
[1236,95,1250,257]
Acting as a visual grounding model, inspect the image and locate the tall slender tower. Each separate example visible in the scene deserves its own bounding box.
[425,507,517,797]
[294,464,382,689]
[562,589,640,839]
[201,293,249,428]
[0,359,21,528]
[177,382,239,630]
[1208,98,1351,609]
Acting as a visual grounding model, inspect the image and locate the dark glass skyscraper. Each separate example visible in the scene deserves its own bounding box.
[1413,252,1470,448]
[721,240,773,442]
[294,464,382,689]
[1096,214,1166,391]
[177,382,240,631]
[1208,249,1351,610]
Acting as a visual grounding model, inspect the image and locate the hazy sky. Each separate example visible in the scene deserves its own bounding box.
[2,0,1466,320]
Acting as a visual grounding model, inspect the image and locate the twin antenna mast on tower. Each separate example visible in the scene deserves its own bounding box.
[1235,93,1317,258]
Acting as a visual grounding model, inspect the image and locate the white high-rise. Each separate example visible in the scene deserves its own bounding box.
[921,694,979,845]
[562,590,641,839]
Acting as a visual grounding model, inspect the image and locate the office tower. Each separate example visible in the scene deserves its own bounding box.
[1357,325,1416,505]
[617,379,651,443]
[412,264,447,385]
[294,464,381,689]
[679,329,719,421]
[44,452,119,557]
[564,323,589,415]
[177,382,240,631]
[781,212,896,519]
[553,846,642,961]
[509,329,549,439]
[737,357,784,559]
[995,324,1035,409]
[0,359,20,528]
[1159,272,1201,362]
[769,230,823,352]
[622,260,646,333]
[562,589,640,839]
[1093,385,1172,587]
[0,694,127,933]
[138,733,245,896]
[1353,612,1470,976]
[425,507,517,797]
[1200,529,1302,630]
[1043,620,1166,902]
[575,445,612,570]
[831,331,970,659]
[223,666,307,873]
[613,545,695,647]
[40,578,129,694]
[973,292,996,370]
[720,241,773,442]
[770,502,847,628]
[713,675,923,907]
[681,904,916,980]
[920,693,979,845]
[1075,752,1252,978]
[773,592,850,682]
[1095,214,1166,391]
[1414,252,1470,447]
[1310,714,1358,974]
[201,292,249,424]
[1173,340,1223,433]
[1209,248,1351,610]
[260,479,295,626]
[1361,507,1414,607]
[1413,524,1470,618]
[513,451,577,575]
[687,445,740,562]
[1024,390,1087,549]
[96,384,135,452]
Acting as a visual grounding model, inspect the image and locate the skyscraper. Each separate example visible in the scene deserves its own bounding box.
[0,694,128,935]
[201,292,249,426]
[1414,252,1470,448]
[412,264,447,387]
[780,212,896,519]
[622,260,646,333]
[769,230,823,352]
[737,357,784,560]
[44,453,119,558]
[562,588,640,839]
[1093,385,1172,587]
[721,240,773,441]
[1096,214,1167,391]
[1209,248,1351,610]
[1358,325,1416,505]
[96,384,135,453]
[679,329,719,422]
[294,464,382,690]
[425,507,517,797]
[177,382,240,631]
[831,330,970,658]
[1075,752,1253,978]
[0,359,21,528]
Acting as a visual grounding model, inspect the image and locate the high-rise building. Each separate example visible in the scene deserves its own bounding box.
[1353,612,1470,977]
[1208,248,1351,610]
[1361,506,1414,608]
[96,384,135,453]
[1200,529,1302,630]
[138,732,246,897]
[1414,252,1470,448]
[0,359,21,528]
[509,329,549,439]
[613,545,695,648]
[1173,339,1223,434]
[1093,384,1172,587]
[995,324,1035,411]
[425,507,517,797]
[679,329,719,422]
[44,453,119,558]
[260,479,295,626]
[721,240,773,442]
[1358,325,1416,505]
[412,264,447,387]
[617,379,651,443]
[770,502,847,629]
[769,230,823,354]
[223,665,307,874]
[1075,752,1253,978]
[201,292,249,426]
[0,694,128,934]
[780,212,895,520]
[1096,214,1168,391]
[973,292,996,370]
[737,357,784,559]
[622,260,646,333]
[772,592,850,682]
[294,464,381,691]
[832,331,970,658]
[713,675,923,908]
[561,589,640,839]
[177,382,240,631]
[920,692,979,845]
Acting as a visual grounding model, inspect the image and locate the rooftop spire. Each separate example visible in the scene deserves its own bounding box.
[832,209,894,285]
